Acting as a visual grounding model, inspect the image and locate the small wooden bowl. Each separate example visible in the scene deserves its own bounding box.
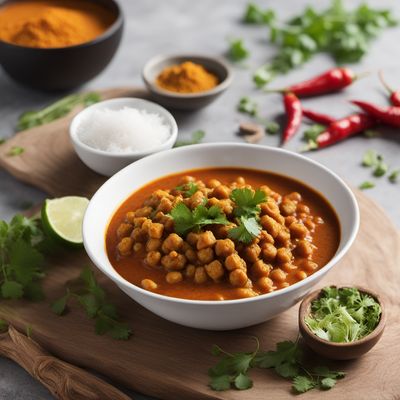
[299,285,386,360]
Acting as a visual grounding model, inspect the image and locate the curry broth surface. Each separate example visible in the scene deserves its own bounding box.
[106,168,340,300]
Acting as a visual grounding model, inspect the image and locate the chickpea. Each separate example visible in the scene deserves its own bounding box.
[236,176,245,185]
[229,269,248,287]
[146,251,161,267]
[280,199,297,216]
[234,288,257,298]
[135,206,153,218]
[179,175,195,184]
[244,243,261,263]
[257,277,274,293]
[117,223,133,238]
[304,219,316,231]
[270,268,287,283]
[215,239,235,257]
[260,199,280,218]
[276,248,292,264]
[166,271,183,284]
[261,243,277,262]
[213,223,236,239]
[162,233,183,253]
[252,260,271,278]
[148,223,164,239]
[197,247,214,264]
[212,185,230,199]
[185,248,197,264]
[286,192,302,202]
[260,215,282,238]
[189,191,205,209]
[141,278,157,291]
[275,229,291,247]
[125,211,135,224]
[259,230,274,244]
[141,219,152,233]
[133,243,143,252]
[296,240,314,257]
[194,266,208,284]
[117,237,133,256]
[186,232,199,246]
[185,264,196,278]
[285,216,297,227]
[207,179,221,189]
[196,231,216,250]
[146,238,161,252]
[302,260,319,272]
[289,222,309,239]
[133,217,147,228]
[297,204,310,214]
[131,227,146,242]
[281,263,297,273]
[157,197,173,213]
[225,253,246,271]
[205,260,224,281]
[295,270,307,280]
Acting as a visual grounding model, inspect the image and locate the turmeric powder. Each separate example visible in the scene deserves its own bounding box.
[0,0,115,48]
[156,61,219,94]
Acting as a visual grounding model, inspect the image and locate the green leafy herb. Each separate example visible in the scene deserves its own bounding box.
[305,286,381,343]
[0,215,46,301]
[170,203,229,236]
[265,121,280,135]
[230,188,266,218]
[228,216,261,244]
[209,337,345,393]
[229,38,250,61]
[244,3,275,25]
[362,149,380,167]
[175,182,199,198]
[238,97,258,116]
[359,181,375,190]
[303,124,326,142]
[373,161,388,177]
[0,138,6,145]
[174,130,205,147]
[8,146,24,156]
[388,169,400,183]
[249,0,397,86]
[52,267,132,340]
[17,92,101,131]
[208,337,259,391]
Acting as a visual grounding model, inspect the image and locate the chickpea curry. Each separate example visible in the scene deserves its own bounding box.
[106,168,340,301]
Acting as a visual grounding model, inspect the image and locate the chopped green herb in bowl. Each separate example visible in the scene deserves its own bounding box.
[299,286,386,360]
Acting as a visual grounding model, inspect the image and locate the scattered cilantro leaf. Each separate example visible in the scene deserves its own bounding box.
[265,121,280,135]
[1,281,24,299]
[16,92,101,131]
[362,149,379,167]
[253,65,275,87]
[292,375,316,393]
[174,130,205,147]
[244,3,275,25]
[230,188,266,218]
[238,97,258,116]
[388,169,399,183]
[228,216,260,244]
[234,373,253,390]
[305,286,381,343]
[175,182,199,198]
[373,161,388,177]
[229,38,250,61]
[8,146,24,156]
[51,267,132,340]
[303,124,326,142]
[359,181,375,190]
[170,203,229,236]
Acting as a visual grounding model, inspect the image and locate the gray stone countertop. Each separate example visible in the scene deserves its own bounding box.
[0,0,399,398]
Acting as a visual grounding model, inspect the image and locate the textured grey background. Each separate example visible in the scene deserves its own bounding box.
[0,0,399,398]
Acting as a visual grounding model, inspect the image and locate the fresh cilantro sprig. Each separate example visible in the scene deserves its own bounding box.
[0,215,47,301]
[389,169,399,183]
[238,97,258,116]
[305,286,381,343]
[244,3,275,25]
[52,267,132,340]
[209,336,345,393]
[228,39,250,62]
[359,181,375,190]
[174,130,206,147]
[228,188,266,244]
[169,202,229,236]
[175,182,199,198]
[17,92,101,131]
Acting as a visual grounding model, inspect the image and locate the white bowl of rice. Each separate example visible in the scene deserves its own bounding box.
[70,97,178,176]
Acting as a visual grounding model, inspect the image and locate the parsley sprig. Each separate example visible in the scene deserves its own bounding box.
[52,267,132,340]
[209,336,345,393]
[0,215,46,301]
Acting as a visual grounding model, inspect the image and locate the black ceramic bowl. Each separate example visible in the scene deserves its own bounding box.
[0,0,123,91]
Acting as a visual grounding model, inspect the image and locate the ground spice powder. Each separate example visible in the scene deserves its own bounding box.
[0,0,115,48]
[156,61,219,94]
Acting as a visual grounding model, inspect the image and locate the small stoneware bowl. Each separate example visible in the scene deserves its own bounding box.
[70,97,178,176]
[299,285,386,360]
[142,54,233,110]
[0,0,123,91]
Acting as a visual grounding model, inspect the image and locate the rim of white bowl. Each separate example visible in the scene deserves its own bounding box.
[83,143,360,305]
[69,97,178,158]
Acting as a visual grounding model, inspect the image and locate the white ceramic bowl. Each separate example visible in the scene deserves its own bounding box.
[69,98,178,176]
[83,143,359,330]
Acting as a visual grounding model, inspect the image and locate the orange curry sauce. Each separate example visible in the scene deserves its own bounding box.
[106,168,340,300]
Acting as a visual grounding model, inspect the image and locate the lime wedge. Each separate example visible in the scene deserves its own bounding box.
[41,196,89,247]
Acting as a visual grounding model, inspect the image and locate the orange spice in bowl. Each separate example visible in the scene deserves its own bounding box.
[0,0,116,48]
[156,61,219,94]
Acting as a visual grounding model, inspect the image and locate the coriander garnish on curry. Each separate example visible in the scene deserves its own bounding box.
[106,168,340,301]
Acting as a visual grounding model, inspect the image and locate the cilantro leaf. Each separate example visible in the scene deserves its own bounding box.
[228,216,260,244]
[292,375,316,393]
[359,181,375,190]
[320,377,337,390]
[244,3,275,25]
[175,182,199,198]
[238,97,258,116]
[303,124,326,142]
[51,294,69,315]
[362,149,378,166]
[373,161,388,177]
[389,169,399,183]
[1,281,24,299]
[170,203,229,236]
[209,374,231,391]
[229,38,250,61]
[174,130,205,147]
[8,146,24,156]
[234,373,253,390]
[230,188,266,218]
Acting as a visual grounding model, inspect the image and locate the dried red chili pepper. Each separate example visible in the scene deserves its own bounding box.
[269,68,358,98]
[302,109,336,125]
[316,113,376,148]
[282,92,302,144]
[351,100,400,128]
[379,71,400,107]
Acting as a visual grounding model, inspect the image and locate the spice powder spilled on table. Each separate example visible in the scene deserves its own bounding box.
[0,0,116,48]
[156,61,219,93]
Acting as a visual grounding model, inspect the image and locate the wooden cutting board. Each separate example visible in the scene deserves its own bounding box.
[0,88,399,400]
